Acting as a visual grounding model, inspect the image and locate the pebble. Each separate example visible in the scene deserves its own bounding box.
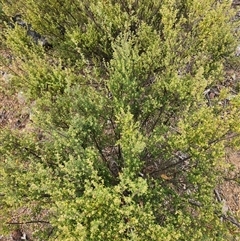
[17,91,27,104]
[236,45,240,56]
[0,70,12,84]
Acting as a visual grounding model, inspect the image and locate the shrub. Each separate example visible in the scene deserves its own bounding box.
[0,0,239,240]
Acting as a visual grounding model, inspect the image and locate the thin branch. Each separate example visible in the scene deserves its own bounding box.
[84,4,104,33]
[146,106,165,137]
[140,112,152,129]
[214,189,222,202]
[23,147,41,160]
[208,132,240,146]
[214,189,240,228]
[91,132,108,163]
[7,220,50,225]
[117,143,122,162]
[223,176,239,183]
[188,199,202,207]
[160,155,191,172]
[221,215,240,228]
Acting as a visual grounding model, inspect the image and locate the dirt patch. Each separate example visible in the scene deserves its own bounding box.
[220,152,240,214]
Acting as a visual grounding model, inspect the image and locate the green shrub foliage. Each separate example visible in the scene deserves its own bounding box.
[0,0,240,240]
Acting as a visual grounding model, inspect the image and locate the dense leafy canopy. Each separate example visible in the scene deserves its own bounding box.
[0,0,240,240]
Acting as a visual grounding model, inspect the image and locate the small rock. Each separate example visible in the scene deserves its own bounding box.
[17,91,27,104]
[236,45,240,57]
[0,71,12,84]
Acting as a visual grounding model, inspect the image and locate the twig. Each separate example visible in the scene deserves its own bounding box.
[221,215,240,228]
[209,132,240,146]
[7,220,50,225]
[160,155,191,172]
[214,189,240,228]
[214,189,222,202]
[91,132,108,163]
[188,199,202,207]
